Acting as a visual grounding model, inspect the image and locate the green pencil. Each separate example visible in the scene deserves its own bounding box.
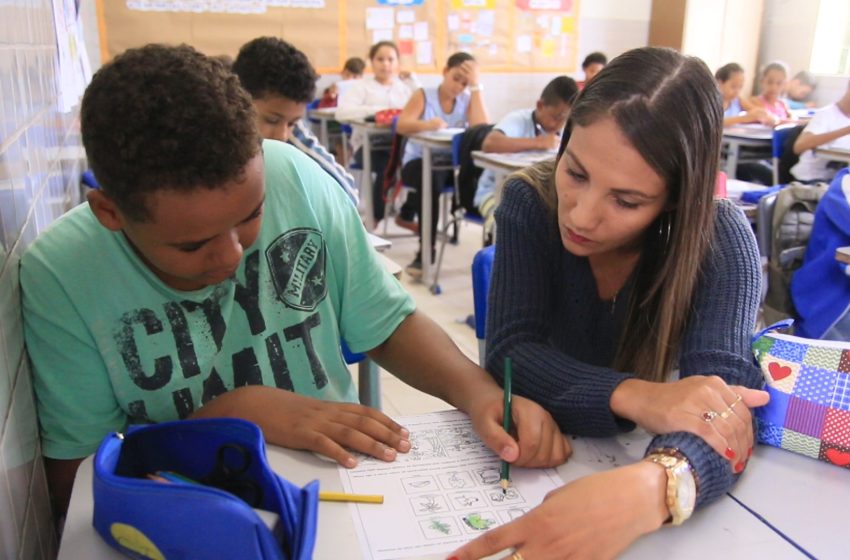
[500,357,513,494]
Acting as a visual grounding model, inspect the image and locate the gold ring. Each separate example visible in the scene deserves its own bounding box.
[510,553,525,560]
[702,410,719,422]
[719,408,733,419]
[728,394,743,410]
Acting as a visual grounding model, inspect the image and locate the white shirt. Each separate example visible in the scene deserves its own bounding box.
[335,75,419,153]
[791,103,850,182]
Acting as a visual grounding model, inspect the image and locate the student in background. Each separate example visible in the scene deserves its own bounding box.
[785,70,818,110]
[318,57,366,109]
[474,76,578,231]
[21,44,569,521]
[450,47,768,560]
[715,62,772,126]
[749,61,793,122]
[791,79,850,182]
[578,51,607,89]
[336,41,419,224]
[395,51,489,275]
[232,37,357,205]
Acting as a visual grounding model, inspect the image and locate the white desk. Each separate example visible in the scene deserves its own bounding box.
[346,120,393,231]
[405,131,457,292]
[471,150,556,204]
[308,107,338,148]
[815,147,850,166]
[60,432,817,560]
[722,125,774,179]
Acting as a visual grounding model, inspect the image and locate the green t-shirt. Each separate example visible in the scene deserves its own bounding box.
[21,141,415,459]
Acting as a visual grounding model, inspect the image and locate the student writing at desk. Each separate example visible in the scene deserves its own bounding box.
[791,79,850,183]
[19,45,570,525]
[395,51,489,276]
[473,76,578,232]
[715,62,772,126]
[450,47,769,560]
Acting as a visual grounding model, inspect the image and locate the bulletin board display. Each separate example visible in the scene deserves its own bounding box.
[97,0,580,73]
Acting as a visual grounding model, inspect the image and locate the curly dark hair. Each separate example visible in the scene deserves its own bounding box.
[232,37,318,103]
[81,44,260,221]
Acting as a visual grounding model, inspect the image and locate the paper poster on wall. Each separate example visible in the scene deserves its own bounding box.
[398,24,414,39]
[377,0,424,5]
[399,39,415,55]
[413,21,429,41]
[416,40,433,65]
[450,0,496,8]
[396,9,415,23]
[473,10,494,36]
[447,13,460,31]
[366,7,395,29]
[515,0,572,10]
[373,28,394,43]
[516,34,532,53]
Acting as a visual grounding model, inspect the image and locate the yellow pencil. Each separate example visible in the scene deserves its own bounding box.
[319,491,384,504]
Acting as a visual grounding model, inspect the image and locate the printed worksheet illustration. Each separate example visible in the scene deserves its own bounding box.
[337,410,564,560]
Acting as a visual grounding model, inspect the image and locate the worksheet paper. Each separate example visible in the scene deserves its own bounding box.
[337,410,564,560]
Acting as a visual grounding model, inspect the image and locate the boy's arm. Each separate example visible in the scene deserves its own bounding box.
[367,310,570,468]
[793,125,850,154]
[482,130,552,153]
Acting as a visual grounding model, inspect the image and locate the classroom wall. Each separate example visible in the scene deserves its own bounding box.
[0,2,87,558]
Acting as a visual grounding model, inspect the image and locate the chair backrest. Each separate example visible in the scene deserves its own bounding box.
[340,339,364,364]
[455,124,494,214]
[471,245,496,367]
[772,124,805,185]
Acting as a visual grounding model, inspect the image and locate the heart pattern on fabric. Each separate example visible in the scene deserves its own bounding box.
[768,362,792,381]
[825,448,850,467]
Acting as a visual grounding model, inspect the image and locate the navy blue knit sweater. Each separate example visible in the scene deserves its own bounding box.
[487,179,763,509]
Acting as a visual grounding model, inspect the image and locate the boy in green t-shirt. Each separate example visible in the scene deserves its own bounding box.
[20,44,569,521]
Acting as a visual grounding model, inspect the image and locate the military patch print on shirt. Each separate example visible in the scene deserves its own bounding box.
[111,229,333,423]
[266,228,328,312]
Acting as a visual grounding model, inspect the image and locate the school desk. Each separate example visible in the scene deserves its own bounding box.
[309,106,338,148]
[405,130,458,292]
[59,432,815,560]
[835,246,850,265]
[722,125,774,180]
[814,147,850,167]
[342,119,394,231]
[471,149,557,205]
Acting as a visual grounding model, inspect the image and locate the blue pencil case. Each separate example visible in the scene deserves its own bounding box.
[92,418,319,560]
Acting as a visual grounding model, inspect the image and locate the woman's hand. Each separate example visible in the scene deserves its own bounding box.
[192,386,410,468]
[449,461,668,560]
[611,376,769,471]
[465,392,572,468]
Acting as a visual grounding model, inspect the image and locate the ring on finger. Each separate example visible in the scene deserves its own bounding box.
[719,407,734,420]
[510,553,525,560]
[728,394,743,410]
[702,410,720,422]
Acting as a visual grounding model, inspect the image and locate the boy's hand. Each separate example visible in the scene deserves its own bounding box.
[193,386,410,468]
[466,392,571,468]
[536,132,560,150]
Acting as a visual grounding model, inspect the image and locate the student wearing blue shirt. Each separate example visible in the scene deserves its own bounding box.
[474,76,578,228]
[232,37,358,205]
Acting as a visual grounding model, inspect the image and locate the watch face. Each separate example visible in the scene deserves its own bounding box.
[676,470,696,515]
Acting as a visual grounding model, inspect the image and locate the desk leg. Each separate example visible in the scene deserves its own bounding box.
[421,145,434,287]
[358,359,381,410]
[725,139,739,179]
[362,133,375,231]
[320,118,329,149]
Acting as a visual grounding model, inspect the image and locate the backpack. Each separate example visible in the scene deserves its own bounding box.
[776,124,805,185]
[455,124,494,215]
[762,181,829,327]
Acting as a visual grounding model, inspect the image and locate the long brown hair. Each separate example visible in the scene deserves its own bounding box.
[514,47,723,382]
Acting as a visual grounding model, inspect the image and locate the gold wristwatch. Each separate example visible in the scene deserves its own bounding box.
[644,448,697,526]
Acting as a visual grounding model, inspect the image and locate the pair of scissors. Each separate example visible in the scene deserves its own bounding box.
[201,443,264,508]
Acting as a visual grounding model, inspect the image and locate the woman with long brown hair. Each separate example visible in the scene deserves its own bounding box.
[450,47,769,560]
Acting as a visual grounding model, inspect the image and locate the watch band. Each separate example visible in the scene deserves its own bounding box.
[468,84,484,92]
[644,448,696,526]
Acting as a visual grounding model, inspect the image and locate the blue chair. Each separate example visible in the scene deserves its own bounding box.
[772,124,801,185]
[341,340,381,410]
[306,98,321,125]
[471,245,495,367]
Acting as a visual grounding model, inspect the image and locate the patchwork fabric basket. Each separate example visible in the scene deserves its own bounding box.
[752,320,850,469]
